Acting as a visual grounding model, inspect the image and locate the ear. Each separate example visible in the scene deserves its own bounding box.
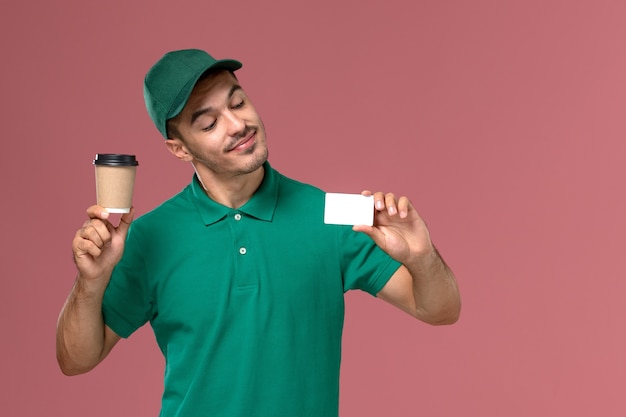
[164,138,193,162]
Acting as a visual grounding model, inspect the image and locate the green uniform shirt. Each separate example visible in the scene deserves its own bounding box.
[103,162,401,417]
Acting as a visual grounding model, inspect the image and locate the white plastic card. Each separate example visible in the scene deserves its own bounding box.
[323,193,374,226]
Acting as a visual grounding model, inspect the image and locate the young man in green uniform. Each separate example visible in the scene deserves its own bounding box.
[57,49,461,416]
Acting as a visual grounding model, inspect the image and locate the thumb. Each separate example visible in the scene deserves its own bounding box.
[116,207,135,237]
[352,224,385,246]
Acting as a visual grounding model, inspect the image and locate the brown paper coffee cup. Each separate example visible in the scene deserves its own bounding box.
[93,154,139,213]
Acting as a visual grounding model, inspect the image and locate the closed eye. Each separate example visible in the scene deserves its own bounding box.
[202,120,217,131]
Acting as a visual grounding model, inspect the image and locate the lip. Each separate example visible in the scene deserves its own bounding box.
[228,131,256,152]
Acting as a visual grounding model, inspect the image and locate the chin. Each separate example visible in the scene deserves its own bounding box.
[237,147,268,176]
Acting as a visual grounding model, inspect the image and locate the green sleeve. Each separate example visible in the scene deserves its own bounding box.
[102,223,154,338]
[339,226,402,296]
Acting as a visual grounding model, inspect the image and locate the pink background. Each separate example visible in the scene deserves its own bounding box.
[2,1,625,416]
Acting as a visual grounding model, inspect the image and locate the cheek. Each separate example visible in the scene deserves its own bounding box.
[190,134,225,155]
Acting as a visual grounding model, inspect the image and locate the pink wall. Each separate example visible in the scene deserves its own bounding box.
[2,1,626,416]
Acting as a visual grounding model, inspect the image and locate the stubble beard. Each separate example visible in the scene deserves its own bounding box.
[190,125,269,177]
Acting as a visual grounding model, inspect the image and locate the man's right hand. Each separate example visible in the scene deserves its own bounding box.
[72,205,134,287]
[57,205,131,376]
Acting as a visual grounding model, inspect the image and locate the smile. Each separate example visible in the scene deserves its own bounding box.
[228,131,256,152]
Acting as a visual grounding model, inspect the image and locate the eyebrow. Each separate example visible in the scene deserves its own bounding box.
[190,84,243,125]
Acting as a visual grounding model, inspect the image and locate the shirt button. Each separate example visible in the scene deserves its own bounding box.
[239,247,247,255]
[234,213,242,221]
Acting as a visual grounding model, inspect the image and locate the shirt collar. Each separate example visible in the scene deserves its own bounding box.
[190,161,278,226]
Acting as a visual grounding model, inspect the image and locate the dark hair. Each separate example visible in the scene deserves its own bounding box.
[166,118,182,140]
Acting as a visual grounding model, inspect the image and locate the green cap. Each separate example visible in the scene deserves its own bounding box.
[143,49,243,138]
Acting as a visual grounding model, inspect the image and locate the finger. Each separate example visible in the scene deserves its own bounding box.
[73,231,104,258]
[372,192,386,211]
[75,238,103,258]
[360,190,373,197]
[86,205,110,220]
[397,196,411,218]
[384,193,398,216]
[81,219,112,249]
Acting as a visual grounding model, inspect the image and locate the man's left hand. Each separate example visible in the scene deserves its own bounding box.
[352,191,435,268]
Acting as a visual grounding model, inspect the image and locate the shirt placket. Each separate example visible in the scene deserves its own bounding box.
[230,210,257,290]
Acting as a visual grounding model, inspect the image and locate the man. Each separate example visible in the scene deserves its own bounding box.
[56,49,460,416]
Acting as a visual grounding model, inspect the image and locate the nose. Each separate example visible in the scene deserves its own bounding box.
[224,109,246,137]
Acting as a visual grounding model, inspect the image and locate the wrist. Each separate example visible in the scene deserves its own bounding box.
[74,273,110,299]
[405,245,441,276]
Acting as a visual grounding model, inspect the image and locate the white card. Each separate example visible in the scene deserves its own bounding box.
[324,193,374,226]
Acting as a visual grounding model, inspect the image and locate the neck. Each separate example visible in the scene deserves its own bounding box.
[194,164,265,209]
